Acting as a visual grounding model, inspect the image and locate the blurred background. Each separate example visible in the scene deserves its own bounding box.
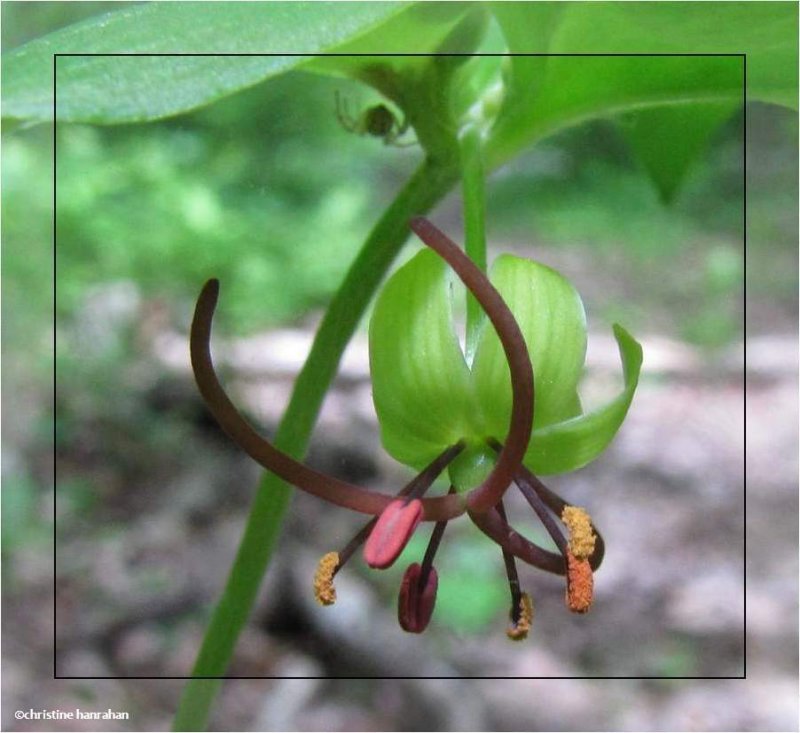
[2,3,797,731]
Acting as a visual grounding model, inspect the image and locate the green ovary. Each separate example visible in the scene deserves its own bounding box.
[448,442,497,492]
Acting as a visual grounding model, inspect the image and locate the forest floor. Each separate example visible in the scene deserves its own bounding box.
[3,304,797,731]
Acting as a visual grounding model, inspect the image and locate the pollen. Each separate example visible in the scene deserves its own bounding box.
[506,592,534,641]
[566,551,593,613]
[562,505,596,560]
[313,551,340,606]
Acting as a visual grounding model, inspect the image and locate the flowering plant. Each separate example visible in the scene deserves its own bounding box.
[191,217,641,637]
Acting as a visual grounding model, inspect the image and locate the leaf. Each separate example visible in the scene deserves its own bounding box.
[489,2,797,167]
[308,4,485,159]
[471,254,587,434]
[369,249,474,469]
[2,2,411,124]
[490,54,745,168]
[620,102,739,202]
[307,3,471,80]
[525,324,643,476]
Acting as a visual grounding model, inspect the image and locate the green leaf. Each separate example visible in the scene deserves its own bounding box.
[307,3,470,80]
[472,254,587,435]
[489,2,797,166]
[2,2,410,124]
[620,102,739,202]
[525,324,643,476]
[369,249,474,469]
[308,5,484,159]
[490,53,745,168]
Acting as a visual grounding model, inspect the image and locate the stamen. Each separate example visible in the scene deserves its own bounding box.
[506,592,533,641]
[363,449,462,570]
[566,551,594,613]
[364,498,424,569]
[398,563,438,633]
[469,506,565,574]
[397,486,455,633]
[515,463,606,571]
[513,470,569,558]
[336,520,377,570]
[313,552,339,606]
[497,500,532,641]
[486,438,570,566]
[418,486,455,584]
[562,506,596,560]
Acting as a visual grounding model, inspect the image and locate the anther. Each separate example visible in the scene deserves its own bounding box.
[313,446,459,603]
[497,499,533,641]
[516,465,606,571]
[506,592,533,641]
[562,505,596,560]
[396,486,453,632]
[566,551,593,613]
[313,551,340,606]
[364,498,424,569]
[398,562,439,633]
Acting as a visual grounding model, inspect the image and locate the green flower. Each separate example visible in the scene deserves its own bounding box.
[370,243,642,488]
[191,217,642,637]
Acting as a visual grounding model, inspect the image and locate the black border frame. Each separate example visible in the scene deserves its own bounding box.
[52,51,747,681]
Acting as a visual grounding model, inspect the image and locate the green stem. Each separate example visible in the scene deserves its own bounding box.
[460,124,488,363]
[173,158,457,732]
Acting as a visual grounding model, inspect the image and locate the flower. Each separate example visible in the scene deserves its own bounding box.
[190,217,642,637]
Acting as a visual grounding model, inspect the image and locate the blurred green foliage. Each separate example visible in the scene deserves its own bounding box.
[54,72,415,333]
[487,114,752,347]
[491,113,744,241]
[5,78,761,348]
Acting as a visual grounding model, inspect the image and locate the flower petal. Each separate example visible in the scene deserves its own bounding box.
[370,249,474,469]
[525,324,643,475]
[472,254,587,436]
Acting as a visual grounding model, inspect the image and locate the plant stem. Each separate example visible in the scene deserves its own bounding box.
[173,157,457,732]
[460,124,488,363]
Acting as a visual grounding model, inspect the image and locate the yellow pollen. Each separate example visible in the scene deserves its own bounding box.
[566,551,593,613]
[506,592,533,641]
[313,552,339,606]
[562,505,596,559]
